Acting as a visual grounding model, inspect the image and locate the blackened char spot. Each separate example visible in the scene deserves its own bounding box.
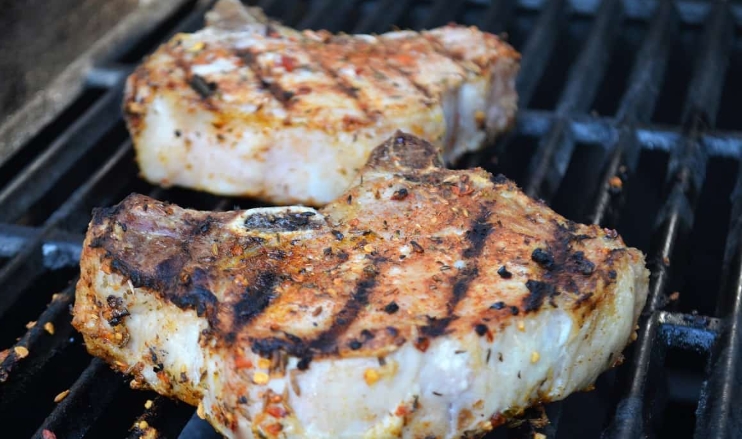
[244,211,319,231]
[491,174,508,184]
[89,236,106,249]
[234,271,279,327]
[570,251,596,275]
[106,295,130,326]
[90,203,123,226]
[523,280,559,312]
[531,248,555,270]
[193,217,213,235]
[170,285,218,319]
[189,74,217,98]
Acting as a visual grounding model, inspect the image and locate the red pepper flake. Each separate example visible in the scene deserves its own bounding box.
[414,337,430,352]
[266,406,286,418]
[394,54,415,66]
[349,218,360,228]
[296,85,312,95]
[395,405,411,417]
[280,56,297,72]
[451,184,474,196]
[265,423,283,436]
[42,430,57,439]
[235,356,253,369]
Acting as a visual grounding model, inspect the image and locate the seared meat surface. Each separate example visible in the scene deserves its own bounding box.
[72,132,648,439]
[123,0,520,206]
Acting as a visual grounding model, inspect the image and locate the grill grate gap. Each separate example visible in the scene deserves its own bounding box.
[671,157,738,316]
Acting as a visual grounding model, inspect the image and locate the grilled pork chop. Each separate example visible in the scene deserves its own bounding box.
[123,0,520,206]
[72,132,648,439]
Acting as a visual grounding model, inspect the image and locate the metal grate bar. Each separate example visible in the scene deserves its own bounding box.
[693,162,742,438]
[511,109,742,158]
[515,0,567,107]
[353,0,413,33]
[124,396,195,439]
[32,359,126,439]
[524,0,623,200]
[0,86,123,224]
[479,0,516,34]
[0,224,83,270]
[681,5,734,128]
[615,0,679,125]
[0,142,132,322]
[590,0,678,226]
[600,313,666,438]
[515,0,742,26]
[420,0,467,29]
[0,283,75,384]
[601,4,733,438]
[462,0,566,170]
[297,0,359,31]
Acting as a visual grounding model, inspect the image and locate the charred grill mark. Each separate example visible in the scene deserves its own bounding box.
[421,207,492,338]
[105,248,220,326]
[238,49,296,107]
[376,38,433,99]
[250,264,382,363]
[233,271,279,328]
[423,34,474,70]
[303,49,373,121]
[309,275,378,354]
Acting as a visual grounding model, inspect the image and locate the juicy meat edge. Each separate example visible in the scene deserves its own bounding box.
[72,132,649,439]
[122,0,520,206]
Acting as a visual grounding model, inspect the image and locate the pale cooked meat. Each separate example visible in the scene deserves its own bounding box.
[123,0,520,206]
[72,132,649,439]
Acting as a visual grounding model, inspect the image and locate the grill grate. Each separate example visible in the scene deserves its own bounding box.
[1,0,742,438]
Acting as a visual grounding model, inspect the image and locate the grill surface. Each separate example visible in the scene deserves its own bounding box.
[1,0,741,438]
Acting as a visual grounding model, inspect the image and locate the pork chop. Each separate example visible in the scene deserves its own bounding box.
[72,132,648,439]
[123,0,520,206]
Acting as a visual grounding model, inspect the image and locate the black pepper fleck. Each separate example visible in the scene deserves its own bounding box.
[391,187,409,200]
[475,324,487,336]
[497,265,512,278]
[349,339,362,350]
[384,301,399,314]
[510,306,519,315]
[332,230,344,241]
[297,357,312,370]
[410,241,424,253]
[490,301,505,310]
